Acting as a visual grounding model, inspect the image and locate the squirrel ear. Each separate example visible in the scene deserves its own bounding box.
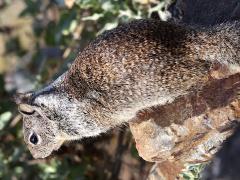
[18,104,35,115]
[13,92,33,105]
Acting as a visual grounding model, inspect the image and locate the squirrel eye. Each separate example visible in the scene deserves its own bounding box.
[29,132,39,145]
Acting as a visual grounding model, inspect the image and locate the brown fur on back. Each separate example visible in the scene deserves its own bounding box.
[64,19,240,125]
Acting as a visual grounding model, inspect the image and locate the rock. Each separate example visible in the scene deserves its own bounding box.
[131,73,240,178]
[202,125,240,180]
[169,0,240,26]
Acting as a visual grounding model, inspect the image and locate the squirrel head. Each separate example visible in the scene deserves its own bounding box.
[15,75,107,158]
[18,102,63,158]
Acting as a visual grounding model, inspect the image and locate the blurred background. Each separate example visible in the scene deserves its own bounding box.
[0,0,177,179]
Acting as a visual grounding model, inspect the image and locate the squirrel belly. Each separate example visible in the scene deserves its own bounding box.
[17,19,240,158]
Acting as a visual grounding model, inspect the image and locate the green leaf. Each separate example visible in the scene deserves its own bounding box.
[20,0,41,16]
[0,112,12,130]
[75,0,100,9]
[101,1,114,11]
[98,21,118,35]
[82,13,104,21]
[58,11,77,37]
[62,19,78,35]
[148,2,165,16]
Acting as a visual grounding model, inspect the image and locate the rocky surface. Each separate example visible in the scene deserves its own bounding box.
[130,73,240,178]
[169,0,240,26]
[202,125,240,180]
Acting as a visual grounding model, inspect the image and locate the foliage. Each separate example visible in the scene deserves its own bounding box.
[180,163,207,180]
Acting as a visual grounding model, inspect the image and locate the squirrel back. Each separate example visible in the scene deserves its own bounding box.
[64,19,240,122]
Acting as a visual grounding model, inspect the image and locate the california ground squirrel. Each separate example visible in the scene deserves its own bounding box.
[15,19,240,158]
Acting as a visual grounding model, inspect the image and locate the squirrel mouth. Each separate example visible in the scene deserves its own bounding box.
[28,139,65,159]
[29,148,53,159]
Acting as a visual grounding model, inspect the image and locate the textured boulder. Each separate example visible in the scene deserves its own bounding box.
[130,73,240,178]
[170,0,240,26]
[202,125,240,180]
